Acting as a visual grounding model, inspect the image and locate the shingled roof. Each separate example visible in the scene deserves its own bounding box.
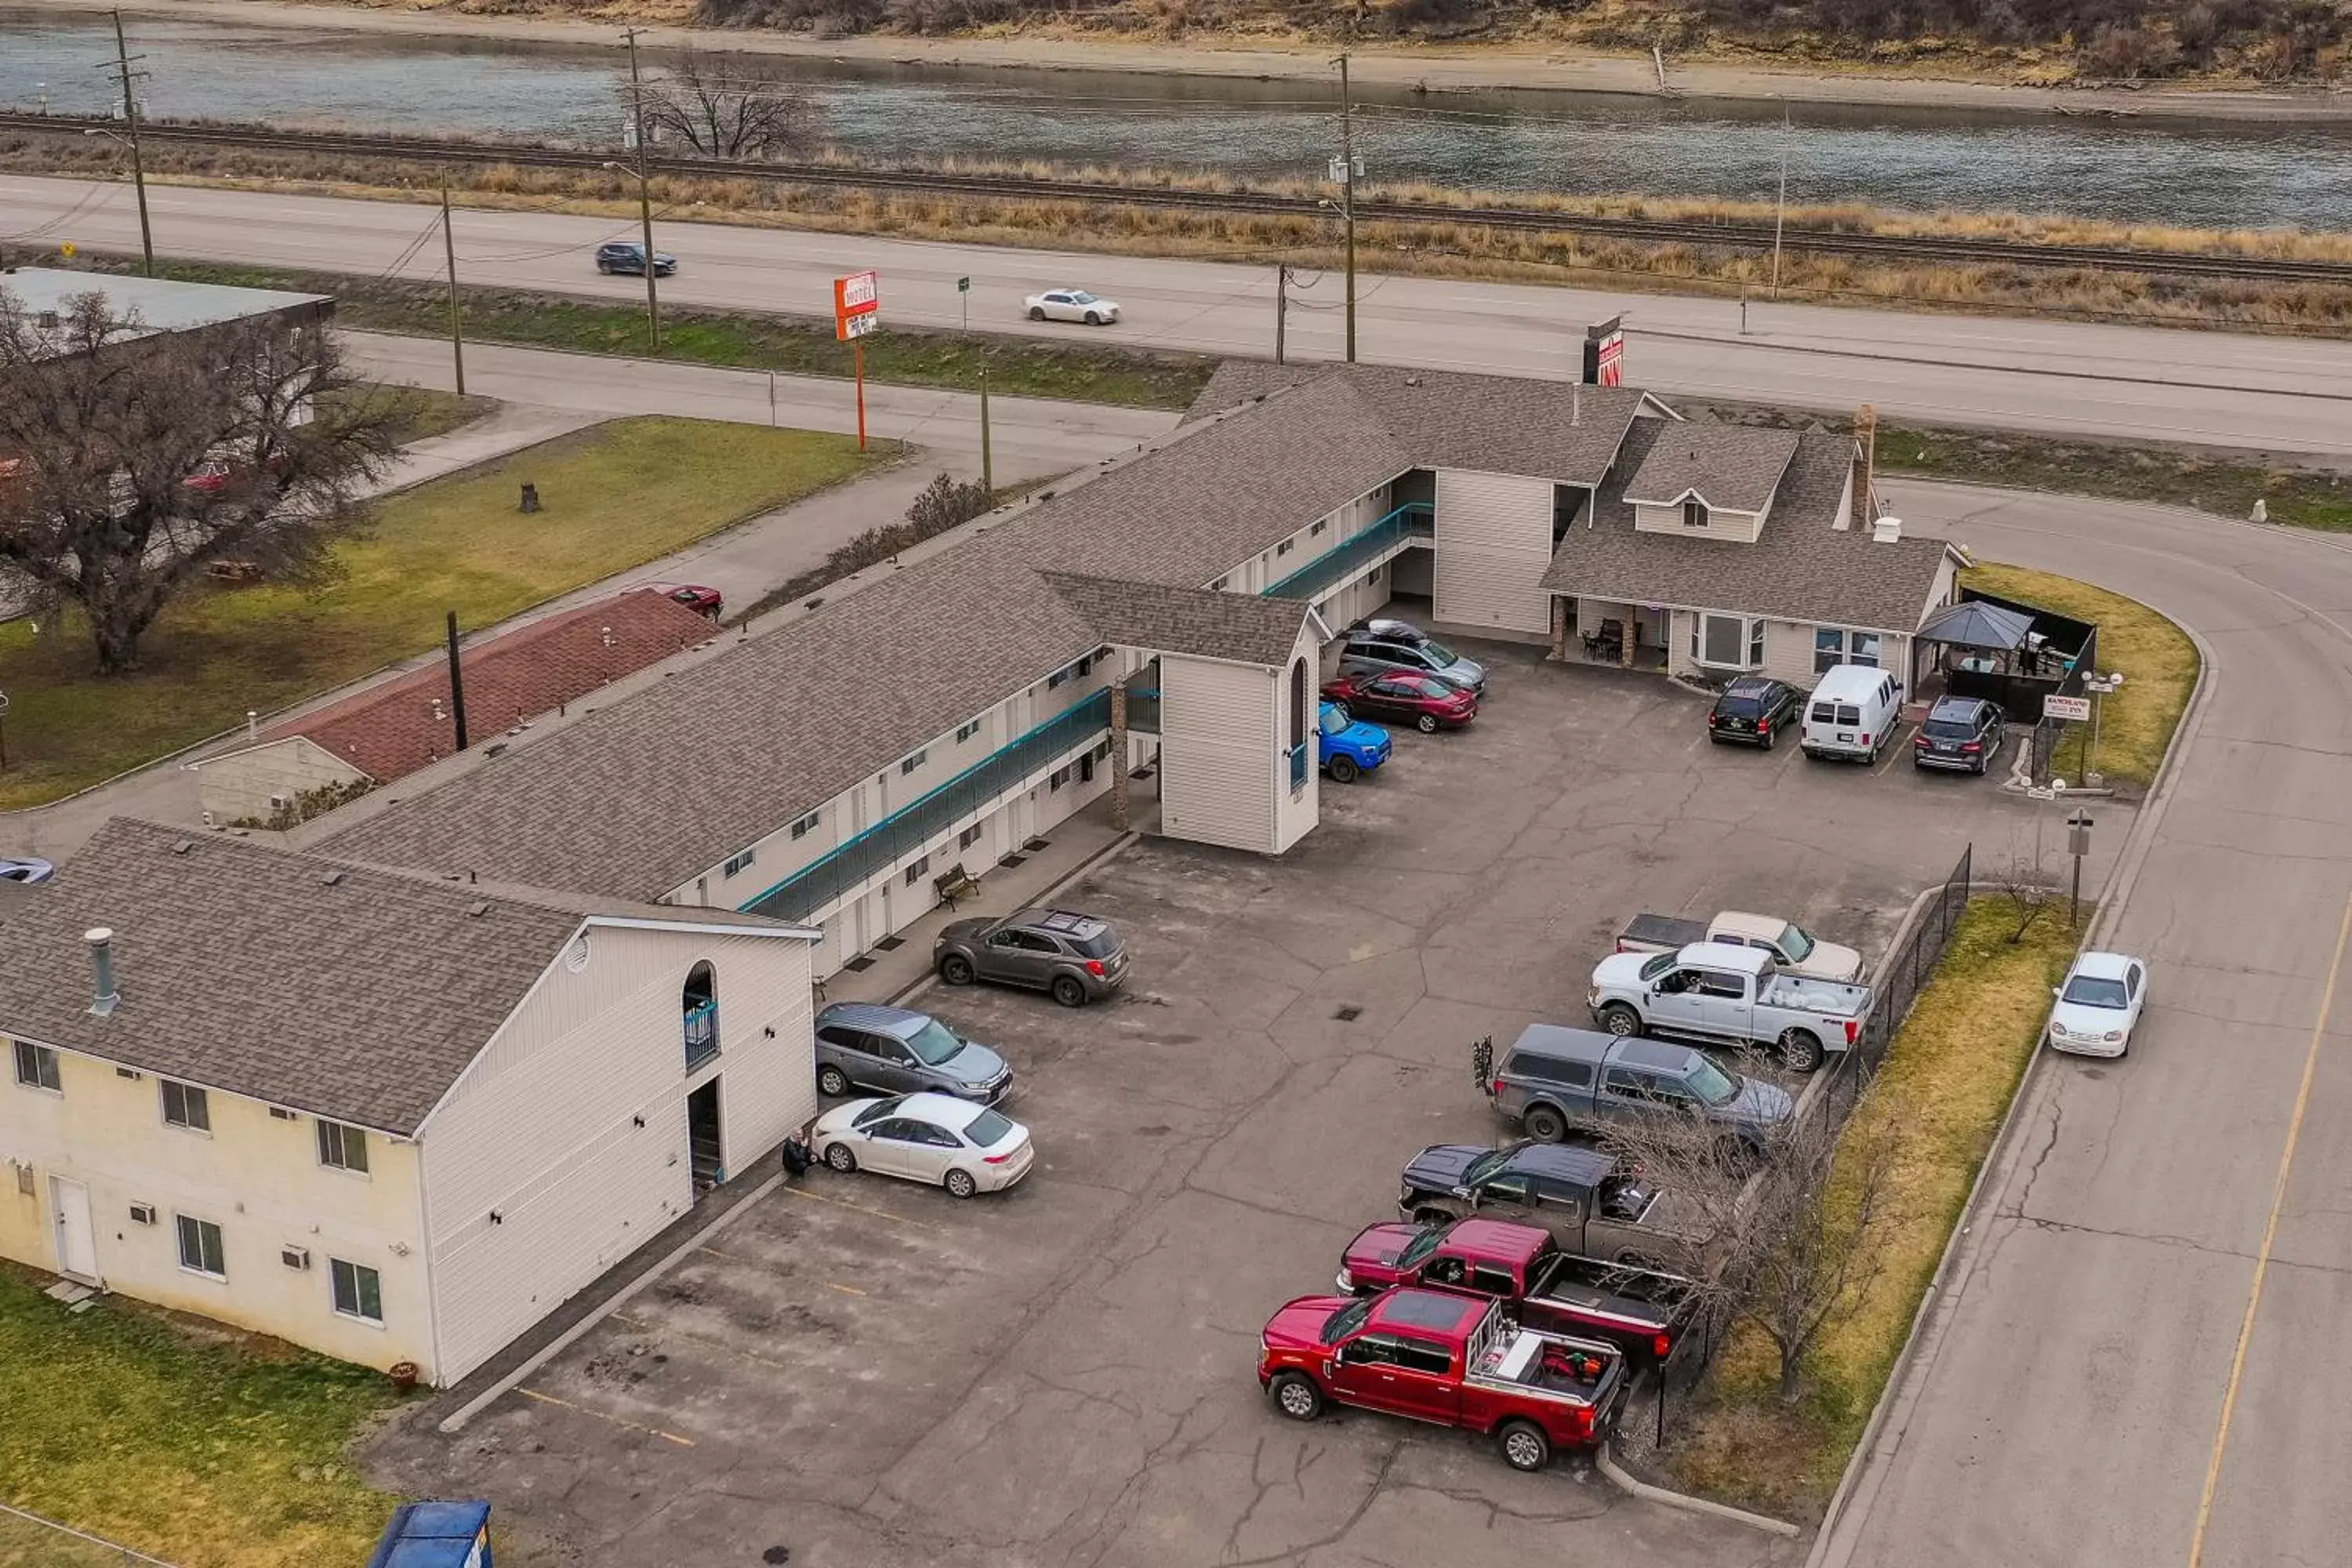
[1043,573,1319,667]
[0,819,811,1135]
[1620,424,1801,513]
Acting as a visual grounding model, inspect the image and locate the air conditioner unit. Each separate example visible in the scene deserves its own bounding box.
[281,1245,311,1271]
[267,793,292,812]
[128,1203,156,1226]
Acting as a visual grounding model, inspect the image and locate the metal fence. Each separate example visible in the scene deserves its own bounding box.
[1824,840,1973,1114]
[0,1504,177,1568]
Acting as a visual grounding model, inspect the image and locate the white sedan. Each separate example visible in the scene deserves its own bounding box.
[811,1091,1034,1198]
[2045,950,2150,1058]
[1024,288,1121,326]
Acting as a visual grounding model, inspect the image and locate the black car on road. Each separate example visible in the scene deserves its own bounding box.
[1913,695,2006,775]
[935,906,1129,1007]
[596,240,677,278]
[1706,677,1801,749]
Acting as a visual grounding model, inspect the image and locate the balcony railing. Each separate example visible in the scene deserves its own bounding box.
[1264,501,1433,602]
[745,689,1113,925]
[683,1000,719,1073]
[1288,742,1309,791]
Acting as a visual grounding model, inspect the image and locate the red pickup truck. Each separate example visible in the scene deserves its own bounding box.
[1258,1287,1628,1472]
[1338,1216,1700,1368]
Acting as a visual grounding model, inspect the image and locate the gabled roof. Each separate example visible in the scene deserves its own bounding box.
[1619,424,1801,513]
[0,818,812,1136]
[220,589,717,787]
[1543,420,1955,634]
[1043,573,1316,667]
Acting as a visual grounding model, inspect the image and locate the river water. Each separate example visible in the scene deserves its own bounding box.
[5,5,2350,229]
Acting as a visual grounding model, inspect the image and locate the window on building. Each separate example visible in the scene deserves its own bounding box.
[12,1040,59,1092]
[1209,575,1229,592]
[959,822,984,851]
[330,1258,383,1324]
[681,960,719,1073]
[176,1214,226,1278]
[1050,765,1072,792]
[905,855,931,887]
[955,719,983,744]
[789,811,820,840]
[1311,519,1327,536]
[721,848,756,879]
[1693,613,1758,669]
[161,1080,210,1133]
[317,1119,371,1173]
[1682,499,1710,529]
[1076,654,1096,677]
[1750,619,1767,668]
[1815,627,1882,673]
[899,749,927,775]
[1047,667,1068,689]
[1276,538,1295,557]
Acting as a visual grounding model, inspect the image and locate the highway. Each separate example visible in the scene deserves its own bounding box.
[8,173,2352,458]
[1822,487,2352,1568]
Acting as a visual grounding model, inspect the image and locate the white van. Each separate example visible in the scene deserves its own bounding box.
[1801,663,1904,762]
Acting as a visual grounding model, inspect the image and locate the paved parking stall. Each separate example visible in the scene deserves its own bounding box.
[365,641,2123,1568]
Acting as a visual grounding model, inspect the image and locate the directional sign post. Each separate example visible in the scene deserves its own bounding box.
[2042,694,2092,723]
[957,274,971,336]
[833,270,881,452]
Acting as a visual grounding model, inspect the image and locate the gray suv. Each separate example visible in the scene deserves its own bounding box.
[1475,1025,1792,1148]
[1338,617,1487,696]
[814,1002,1012,1104]
[935,907,1129,1007]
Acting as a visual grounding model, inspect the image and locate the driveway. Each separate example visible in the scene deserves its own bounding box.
[365,639,2103,1568]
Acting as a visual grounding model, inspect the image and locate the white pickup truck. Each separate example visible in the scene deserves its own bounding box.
[1588,942,1872,1072]
[1612,909,1866,984]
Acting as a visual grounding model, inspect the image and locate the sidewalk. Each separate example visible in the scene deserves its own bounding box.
[368,401,603,495]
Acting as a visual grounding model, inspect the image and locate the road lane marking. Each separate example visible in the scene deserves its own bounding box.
[777,1181,936,1231]
[517,1387,696,1448]
[2186,883,2352,1567]
[825,1281,869,1297]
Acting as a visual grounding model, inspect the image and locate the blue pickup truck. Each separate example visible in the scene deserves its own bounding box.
[1319,702,1391,783]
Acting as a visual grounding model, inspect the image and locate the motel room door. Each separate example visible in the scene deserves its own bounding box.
[52,1176,98,1283]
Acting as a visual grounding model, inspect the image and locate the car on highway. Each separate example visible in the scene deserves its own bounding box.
[811,1091,1034,1198]
[2045,950,2150,1058]
[1706,676,1801,749]
[1913,695,2007,775]
[1319,670,1476,734]
[595,240,676,278]
[0,856,55,884]
[645,582,724,619]
[1317,701,1390,782]
[1338,618,1488,696]
[813,1000,1014,1103]
[934,906,1128,1007]
[1024,288,1120,325]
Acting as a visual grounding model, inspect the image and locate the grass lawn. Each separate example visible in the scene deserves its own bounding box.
[0,416,873,808]
[1962,562,2201,789]
[1663,897,2083,1519]
[0,1264,403,1568]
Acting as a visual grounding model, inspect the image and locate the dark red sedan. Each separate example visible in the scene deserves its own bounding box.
[1321,670,1477,734]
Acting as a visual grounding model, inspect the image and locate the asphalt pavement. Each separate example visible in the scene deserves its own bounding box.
[1818,488,2352,1568]
[9,173,2352,457]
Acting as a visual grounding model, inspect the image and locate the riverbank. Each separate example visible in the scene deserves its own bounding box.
[27,0,2352,120]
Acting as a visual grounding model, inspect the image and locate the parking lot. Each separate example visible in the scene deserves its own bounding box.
[366,641,2121,1568]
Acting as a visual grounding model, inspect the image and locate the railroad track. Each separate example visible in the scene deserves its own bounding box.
[9,111,2351,287]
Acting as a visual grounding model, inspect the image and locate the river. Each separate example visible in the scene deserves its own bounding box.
[5,5,2350,230]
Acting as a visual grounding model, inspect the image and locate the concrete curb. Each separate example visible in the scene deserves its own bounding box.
[1597,1442,1802,1537]
[1804,623,2214,1566]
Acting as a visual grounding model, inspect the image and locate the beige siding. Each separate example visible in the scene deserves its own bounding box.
[1159,653,1278,852]
[1273,631,1323,853]
[191,737,370,827]
[419,924,815,1384]
[1316,562,1389,634]
[1631,501,1764,543]
[1762,620,1828,687]
[1433,470,1554,634]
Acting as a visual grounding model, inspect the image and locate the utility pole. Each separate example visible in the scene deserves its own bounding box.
[444,611,470,753]
[105,10,154,277]
[1274,261,1289,365]
[1769,100,1791,300]
[622,27,661,352]
[1334,52,1358,363]
[439,175,466,397]
[978,368,994,494]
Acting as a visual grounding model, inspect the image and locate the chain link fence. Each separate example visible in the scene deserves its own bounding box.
[0,1504,177,1568]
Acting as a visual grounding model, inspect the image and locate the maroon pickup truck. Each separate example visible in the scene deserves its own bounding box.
[1338,1216,1700,1369]
[1258,1287,1628,1472]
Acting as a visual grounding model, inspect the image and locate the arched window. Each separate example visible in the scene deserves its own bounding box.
[682,961,719,1072]
[1289,657,1310,790]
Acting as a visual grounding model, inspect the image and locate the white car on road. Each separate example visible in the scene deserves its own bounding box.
[1025,288,1121,326]
[812,1091,1034,1198]
[2045,951,2149,1057]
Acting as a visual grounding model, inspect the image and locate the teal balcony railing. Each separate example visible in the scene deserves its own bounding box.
[1264,501,1433,601]
[744,690,1112,925]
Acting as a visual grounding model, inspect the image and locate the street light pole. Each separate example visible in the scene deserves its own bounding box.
[1334,52,1358,363]
[622,27,661,352]
[107,9,154,277]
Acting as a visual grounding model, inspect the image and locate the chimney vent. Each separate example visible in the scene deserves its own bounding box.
[85,927,121,1017]
[1872,514,1903,544]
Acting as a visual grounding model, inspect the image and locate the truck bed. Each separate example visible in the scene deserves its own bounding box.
[1468,1326,1621,1408]
[1761,973,1871,1016]
[1617,913,1711,952]
[1529,1257,1696,1339]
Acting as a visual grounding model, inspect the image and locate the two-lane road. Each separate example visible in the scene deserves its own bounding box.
[8,173,2352,456]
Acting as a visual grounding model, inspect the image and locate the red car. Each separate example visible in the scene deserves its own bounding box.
[646,582,724,619]
[1320,670,1476,734]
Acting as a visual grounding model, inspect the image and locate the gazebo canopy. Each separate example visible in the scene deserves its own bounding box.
[1918,597,2037,653]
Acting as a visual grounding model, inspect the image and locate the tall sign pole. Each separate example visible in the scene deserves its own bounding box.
[833,269,880,452]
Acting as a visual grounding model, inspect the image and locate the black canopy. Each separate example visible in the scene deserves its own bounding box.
[1918,597,2037,653]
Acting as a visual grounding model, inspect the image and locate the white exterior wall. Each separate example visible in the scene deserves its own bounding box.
[418,924,815,1385]
[1159,653,1279,853]
[1316,561,1391,637]
[1272,631,1323,854]
[1632,501,1766,543]
[1433,470,1555,634]
[191,736,371,827]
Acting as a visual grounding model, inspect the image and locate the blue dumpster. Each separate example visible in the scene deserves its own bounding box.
[366,1501,492,1568]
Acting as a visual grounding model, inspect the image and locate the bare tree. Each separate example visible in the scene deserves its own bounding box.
[0,289,405,674]
[905,470,993,535]
[1604,1069,1907,1403]
[640,49,823,162]
[1994,830,2053,943]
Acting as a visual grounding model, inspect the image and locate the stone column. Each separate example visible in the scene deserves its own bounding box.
[1109,680,1131,831]
[1549,597,1570,662]
[1621,607,1637,669]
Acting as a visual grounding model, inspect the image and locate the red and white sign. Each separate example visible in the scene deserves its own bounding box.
[834,270,880,341]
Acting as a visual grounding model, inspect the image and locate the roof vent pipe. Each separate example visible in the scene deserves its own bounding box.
[85,927,120,1017]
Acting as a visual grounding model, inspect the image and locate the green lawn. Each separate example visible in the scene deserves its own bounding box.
[0,416,875,808]
[0,1264,402,1568]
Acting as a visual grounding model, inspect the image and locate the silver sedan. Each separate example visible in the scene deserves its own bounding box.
[811,1092,1035,1198]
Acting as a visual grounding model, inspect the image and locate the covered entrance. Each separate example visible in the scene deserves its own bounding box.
[686,1080,724,1194]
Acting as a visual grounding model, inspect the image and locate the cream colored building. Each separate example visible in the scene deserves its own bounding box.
[0,818,818,1386]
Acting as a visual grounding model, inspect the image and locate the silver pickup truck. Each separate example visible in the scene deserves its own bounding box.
[1587,942,1871,1072]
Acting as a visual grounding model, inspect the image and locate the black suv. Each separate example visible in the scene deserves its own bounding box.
[1913,695,2006,774]
[1707,677,1801,748]
[934,907,1130,1007]
[595,240,677,278]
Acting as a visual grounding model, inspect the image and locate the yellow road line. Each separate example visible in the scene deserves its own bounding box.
[776,1181,935,1231]
[516,1386,696,1448]
[2186,884,2352,1566]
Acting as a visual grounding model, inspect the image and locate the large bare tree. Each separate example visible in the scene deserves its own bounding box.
[0,289,403,675]
[639,49,823,162]
[1603,1062,1907,1403]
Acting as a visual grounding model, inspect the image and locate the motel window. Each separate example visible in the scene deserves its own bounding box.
[1276,539,1295,557]
[1692,613,1760,670]
[955,719,983,744]
[12,1040,60,1093]
[176,1214,226,1279]
[1682,499,1709,529]
[162,1080,211,1134]
[1050,765,1072,792]
[722,848,757,878]
[1312,519,1327,535]
[900,749,927,775]
[331,1258,384,1325]
[1815,627,1882,673]
[905,855,931,887]
[1750,619,1766,668]
[789,811,820,840]
[959,823,984,851]
[317,1120,370,1174]
[1209,576,1229,592]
